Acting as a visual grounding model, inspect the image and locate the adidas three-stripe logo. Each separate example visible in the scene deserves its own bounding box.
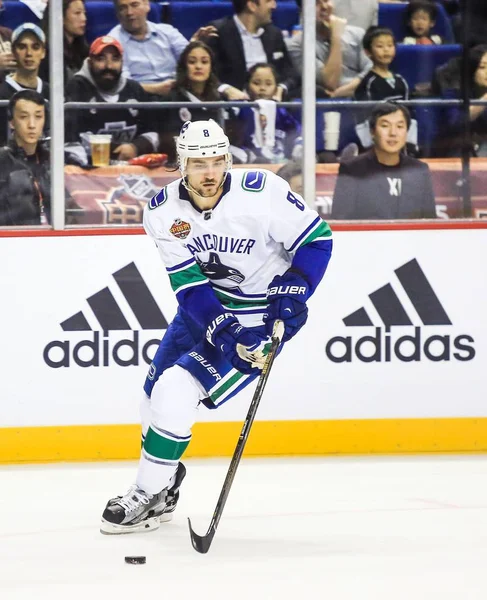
[325,258,475,363]
[343,259,451,328]
[61,262,168,331]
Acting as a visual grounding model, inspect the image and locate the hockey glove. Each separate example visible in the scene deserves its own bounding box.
[264,272,309,342]
[206,313,267,375]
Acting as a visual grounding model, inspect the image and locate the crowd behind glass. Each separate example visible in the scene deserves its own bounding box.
[0,0,484,225]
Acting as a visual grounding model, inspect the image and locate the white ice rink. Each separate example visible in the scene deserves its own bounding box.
[2,455,487,600]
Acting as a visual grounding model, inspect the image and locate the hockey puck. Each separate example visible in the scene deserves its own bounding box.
[124,556,146,565]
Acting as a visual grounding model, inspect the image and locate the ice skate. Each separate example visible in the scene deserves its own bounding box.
[100,463,186,535]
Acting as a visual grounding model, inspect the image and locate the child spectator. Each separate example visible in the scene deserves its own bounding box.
[355,27,409,102]
[234,63,302,164]
[354,27,417,152]
[402,1,443,46]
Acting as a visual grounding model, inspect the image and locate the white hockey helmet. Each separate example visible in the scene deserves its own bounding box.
[177,119,232,177]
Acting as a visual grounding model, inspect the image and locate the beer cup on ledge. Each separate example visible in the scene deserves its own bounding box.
[89,134,112,167]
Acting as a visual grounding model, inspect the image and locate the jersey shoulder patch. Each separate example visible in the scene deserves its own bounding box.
[241,170,267,193]
[148,187,167,210]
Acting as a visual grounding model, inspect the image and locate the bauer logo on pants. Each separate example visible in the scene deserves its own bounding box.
[43,262,168,368]
[325,258,476,363]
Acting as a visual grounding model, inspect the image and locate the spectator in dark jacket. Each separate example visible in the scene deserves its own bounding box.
[65,35,159,163]
[0,90,50,226]
[204,0,299,101]
[331,103,436,220]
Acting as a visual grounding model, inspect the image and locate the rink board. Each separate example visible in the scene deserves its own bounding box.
[1,227,487,461]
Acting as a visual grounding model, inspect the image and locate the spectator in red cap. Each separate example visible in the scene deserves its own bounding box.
[64,35,160,162]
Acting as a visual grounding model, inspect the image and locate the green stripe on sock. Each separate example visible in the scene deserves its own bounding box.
[144,427,190,461]
[210,370,245,403]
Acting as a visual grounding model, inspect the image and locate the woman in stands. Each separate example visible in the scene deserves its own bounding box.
[439,44,487,156]
[40,0,89,85]
[158,41,224,163]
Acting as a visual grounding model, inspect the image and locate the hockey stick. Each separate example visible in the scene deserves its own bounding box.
[188,319,285,554]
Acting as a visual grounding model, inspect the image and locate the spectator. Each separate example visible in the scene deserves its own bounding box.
[108,0,210,96]
[39,0,89,85]
[65,35,159,162]
[288,0,372,98]
[234,62,302,163]
[354,27,417,151]
[0,0,15,81]
[0,90,50,226]
[276,160,302,195]
[332,0,378,31]
[0,24,49,145]
[204,0,299,100]
[439,45,487,157]
[402,1,443,45]
[158,41,223,162]
[331,103,436,219]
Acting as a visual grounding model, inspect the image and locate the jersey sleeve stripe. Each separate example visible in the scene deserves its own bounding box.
[169,263,208,294]
[297,221,332,248]
[166,257,196,273]
[287,216,323,252]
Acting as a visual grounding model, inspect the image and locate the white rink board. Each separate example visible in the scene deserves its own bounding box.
[1,229,486,427]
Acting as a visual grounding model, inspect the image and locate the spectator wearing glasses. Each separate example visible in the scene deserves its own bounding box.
[331,103,436,220]
[0,90,50,226]
[65,35,160,162]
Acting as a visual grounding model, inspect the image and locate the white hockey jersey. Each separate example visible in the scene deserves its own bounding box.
[143,168,332,326]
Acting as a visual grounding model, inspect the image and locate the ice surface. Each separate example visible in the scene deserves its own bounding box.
[1,456,487,600]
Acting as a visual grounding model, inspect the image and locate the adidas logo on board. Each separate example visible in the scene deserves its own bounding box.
[43,263,168,368]
[325,259,475,363]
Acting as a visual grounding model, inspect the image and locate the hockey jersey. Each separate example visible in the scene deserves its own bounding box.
[144,168,332,327]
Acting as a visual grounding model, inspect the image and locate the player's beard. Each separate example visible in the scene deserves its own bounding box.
[193,178,222,198]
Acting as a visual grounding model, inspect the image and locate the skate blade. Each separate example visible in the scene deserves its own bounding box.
[100,516,160,535]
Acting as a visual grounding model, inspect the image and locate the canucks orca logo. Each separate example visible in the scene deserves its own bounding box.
[197,252,245,287]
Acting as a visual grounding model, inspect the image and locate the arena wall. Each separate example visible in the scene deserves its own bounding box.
[1,224,486,462]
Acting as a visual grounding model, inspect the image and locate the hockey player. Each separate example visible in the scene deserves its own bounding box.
[100,120,333,534]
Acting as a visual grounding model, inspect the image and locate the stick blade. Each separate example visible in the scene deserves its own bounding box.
[188,518,215,554]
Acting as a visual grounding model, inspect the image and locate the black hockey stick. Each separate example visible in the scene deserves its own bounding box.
[188,320,285,554]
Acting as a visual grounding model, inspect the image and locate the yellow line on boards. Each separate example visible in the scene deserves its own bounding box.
[1,418,486,463]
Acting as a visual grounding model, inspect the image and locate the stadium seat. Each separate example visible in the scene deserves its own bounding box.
[165,2,299,40]
[378,1,454,43]
[391,44,461,90]
[0,1,41,30]
[84,2,162,42]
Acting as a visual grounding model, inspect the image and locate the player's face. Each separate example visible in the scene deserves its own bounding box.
[89,48,123,91]
[116,0,150,34]
[186,156,227,198]
[409,10,434,37]
[64,0,87,39]
[10,99,45,148]
[474,53,487,89]
[12,33,46,73]
[372,110,408,155]
[369,35,395,67]
[252,0,276,27]
[186,47,212,85]
[248,66,277,100]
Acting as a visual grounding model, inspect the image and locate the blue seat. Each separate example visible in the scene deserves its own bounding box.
[391,44,461,89]
[84,1,162,42]
[379,1,454,43]
[166,2,299,40]
[0,2,40,30]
